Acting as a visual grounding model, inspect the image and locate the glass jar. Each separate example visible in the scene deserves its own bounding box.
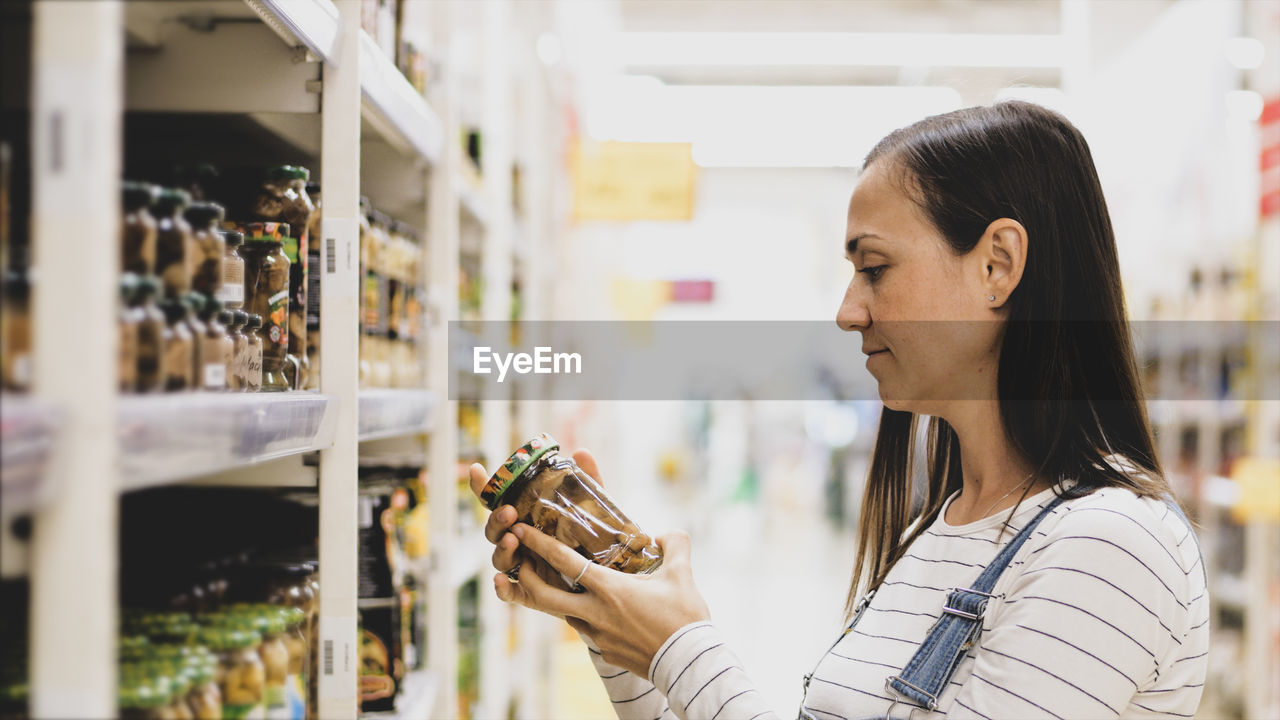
[133,275,167,393]
[481,434,663,581]
[185,654,222,720]
[179,294,207,390]
[247,608,289,719]
[197,298,231,391]
[226,310,248,391]
[200,626,265,720]
[154,189,193,300]
[119,273,141,392]
[252,166,314,390]
[243,315,264,392]
[183,203,225,299]
[0,269,31,392]
[219,230,245,310]
[160,300,194,391]
[279,607,307,719]
[239,223,291,392]
[304,182,321,391]
[122,182,159,275]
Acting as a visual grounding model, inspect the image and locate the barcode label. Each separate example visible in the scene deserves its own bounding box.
[326,237,336,274]
[324,639,334,676]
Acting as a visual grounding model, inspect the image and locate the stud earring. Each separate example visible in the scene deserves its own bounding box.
[987,295,996,302]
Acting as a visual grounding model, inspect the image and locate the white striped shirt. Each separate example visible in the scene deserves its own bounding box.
[589,485,1209,719]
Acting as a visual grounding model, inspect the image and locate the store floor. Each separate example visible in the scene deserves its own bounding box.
[554,496,857,717]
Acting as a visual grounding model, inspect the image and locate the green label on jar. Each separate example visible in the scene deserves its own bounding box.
[223,702,265,720]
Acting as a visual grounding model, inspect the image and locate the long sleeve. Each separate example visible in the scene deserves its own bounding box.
[588,622,781,720]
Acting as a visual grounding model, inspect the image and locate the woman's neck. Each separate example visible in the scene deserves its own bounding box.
[940,401,1043,525]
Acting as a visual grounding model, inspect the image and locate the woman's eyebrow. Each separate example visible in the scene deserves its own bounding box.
[845,233,882,256]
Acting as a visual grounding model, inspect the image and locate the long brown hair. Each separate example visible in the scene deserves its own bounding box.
[846,101,1171,617]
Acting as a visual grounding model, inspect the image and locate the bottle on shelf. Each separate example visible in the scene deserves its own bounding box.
[154,189,194,300]
[304,182,321,390]
[121,181,159,276]
[184,202,226,300]
[160,299,194,392]
[226,310,248,392]
[218,229,245,311]
[119,273,141,392]
[252,166,314,390]
[239,224,291,392]
[197,297,231,392]
[243,314,264,392]
[131,275,167,394]
[179,293,208,392]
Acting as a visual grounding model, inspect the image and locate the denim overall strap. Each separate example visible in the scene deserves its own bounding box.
[885,494,1068,711]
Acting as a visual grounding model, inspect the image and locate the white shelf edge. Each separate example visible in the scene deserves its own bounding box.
[0,395,62,517]
[244,0,342,65]
[118,392,337,492]
[457,179,492,228]
[357,389,438,443]
[359,30,444,164]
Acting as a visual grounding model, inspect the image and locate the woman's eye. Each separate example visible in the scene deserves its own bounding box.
[858,266,886,282]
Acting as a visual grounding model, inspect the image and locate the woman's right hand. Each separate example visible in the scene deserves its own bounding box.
[468,448,605,615]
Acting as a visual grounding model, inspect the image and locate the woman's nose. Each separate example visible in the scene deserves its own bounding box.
[836,281,869,332]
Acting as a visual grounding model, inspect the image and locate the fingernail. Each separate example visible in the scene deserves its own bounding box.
[503,506,516,523]
[511,524,525,539]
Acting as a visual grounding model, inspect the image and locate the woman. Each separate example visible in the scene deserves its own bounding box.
[468,101,1209,719]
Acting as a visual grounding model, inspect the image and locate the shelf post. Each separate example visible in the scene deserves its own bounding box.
[27,1,122,717]
[317,1,362,716]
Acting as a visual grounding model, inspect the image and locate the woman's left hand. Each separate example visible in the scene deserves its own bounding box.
[504,522,712,678]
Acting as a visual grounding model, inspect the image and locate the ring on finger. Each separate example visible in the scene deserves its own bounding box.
[571,558,591,592]
[506,563,522,584]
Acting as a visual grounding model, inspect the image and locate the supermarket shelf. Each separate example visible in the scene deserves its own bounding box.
[357,390,438,442]
[360,30,444,163]
[245,0,342,64]
[0,396,61,518]
[118,393,337,492]
[452,533,488,589]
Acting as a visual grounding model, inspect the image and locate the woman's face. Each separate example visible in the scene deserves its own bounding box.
[836,160,1003,415]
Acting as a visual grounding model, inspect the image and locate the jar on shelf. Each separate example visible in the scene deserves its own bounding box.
[252,166,314,390]
[239,223,291,392]
[243,314,264,392]
[184,653,221,720]
[178,294,207,391]
[198,625,264,720]
[133,275,167,393]
[481,434,663,583]
[154,189,193,300]
[119,273,141,392]
[197,297,231,391]
[183,202,225,299]
[226,310,248,391]
[160,300,194,392]
[122,182,159,275]
[117,674,164,720]
[304,182,321,390]
[241,606,288,718]
[218,230,244,310]
[0,268,31,392]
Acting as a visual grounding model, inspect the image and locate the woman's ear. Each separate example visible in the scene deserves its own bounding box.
[978,218,1027,307]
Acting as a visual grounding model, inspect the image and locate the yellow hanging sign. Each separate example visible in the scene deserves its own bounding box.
[571,141,697,221]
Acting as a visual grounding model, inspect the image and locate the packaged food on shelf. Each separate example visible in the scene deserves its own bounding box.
[183,202,225,300]
[251,166,314,390]
[357,597,400,713]
[238,223,291,392]
[304,182,321,390]
[160,299,194,392]
[122,181,159,276]
[226,310,248,391]
[154,189,193,300]
[198,623,265,720]
[1,267,31,392]
[481,434,663,581]
[133,275,167,393]
[219,230,245,311]
[358,476,398,599]
[120,273,141,392]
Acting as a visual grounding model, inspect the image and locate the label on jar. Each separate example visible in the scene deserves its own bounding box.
[246,348,263,390]
[267,290,289,346]
[218,280,245,306]
[265,684,288,719]
[203,362,226,389]
[222,702,264,720]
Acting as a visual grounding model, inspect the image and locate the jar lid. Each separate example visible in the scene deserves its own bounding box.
[245,314,263,330]
[123,181,158,210]
[153,188,191,214]
[242,221,291,242]
[183,201,225,227]
[481,433,560,509]
[160,300,186,323]
[305,181,320,197]
[216,310,233,325]
[120,272,139,300]
[221,229,244,247]
[201,295,223,316]
[281,606,305,629]
[266,165,310,182]
[136,274,161,297]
